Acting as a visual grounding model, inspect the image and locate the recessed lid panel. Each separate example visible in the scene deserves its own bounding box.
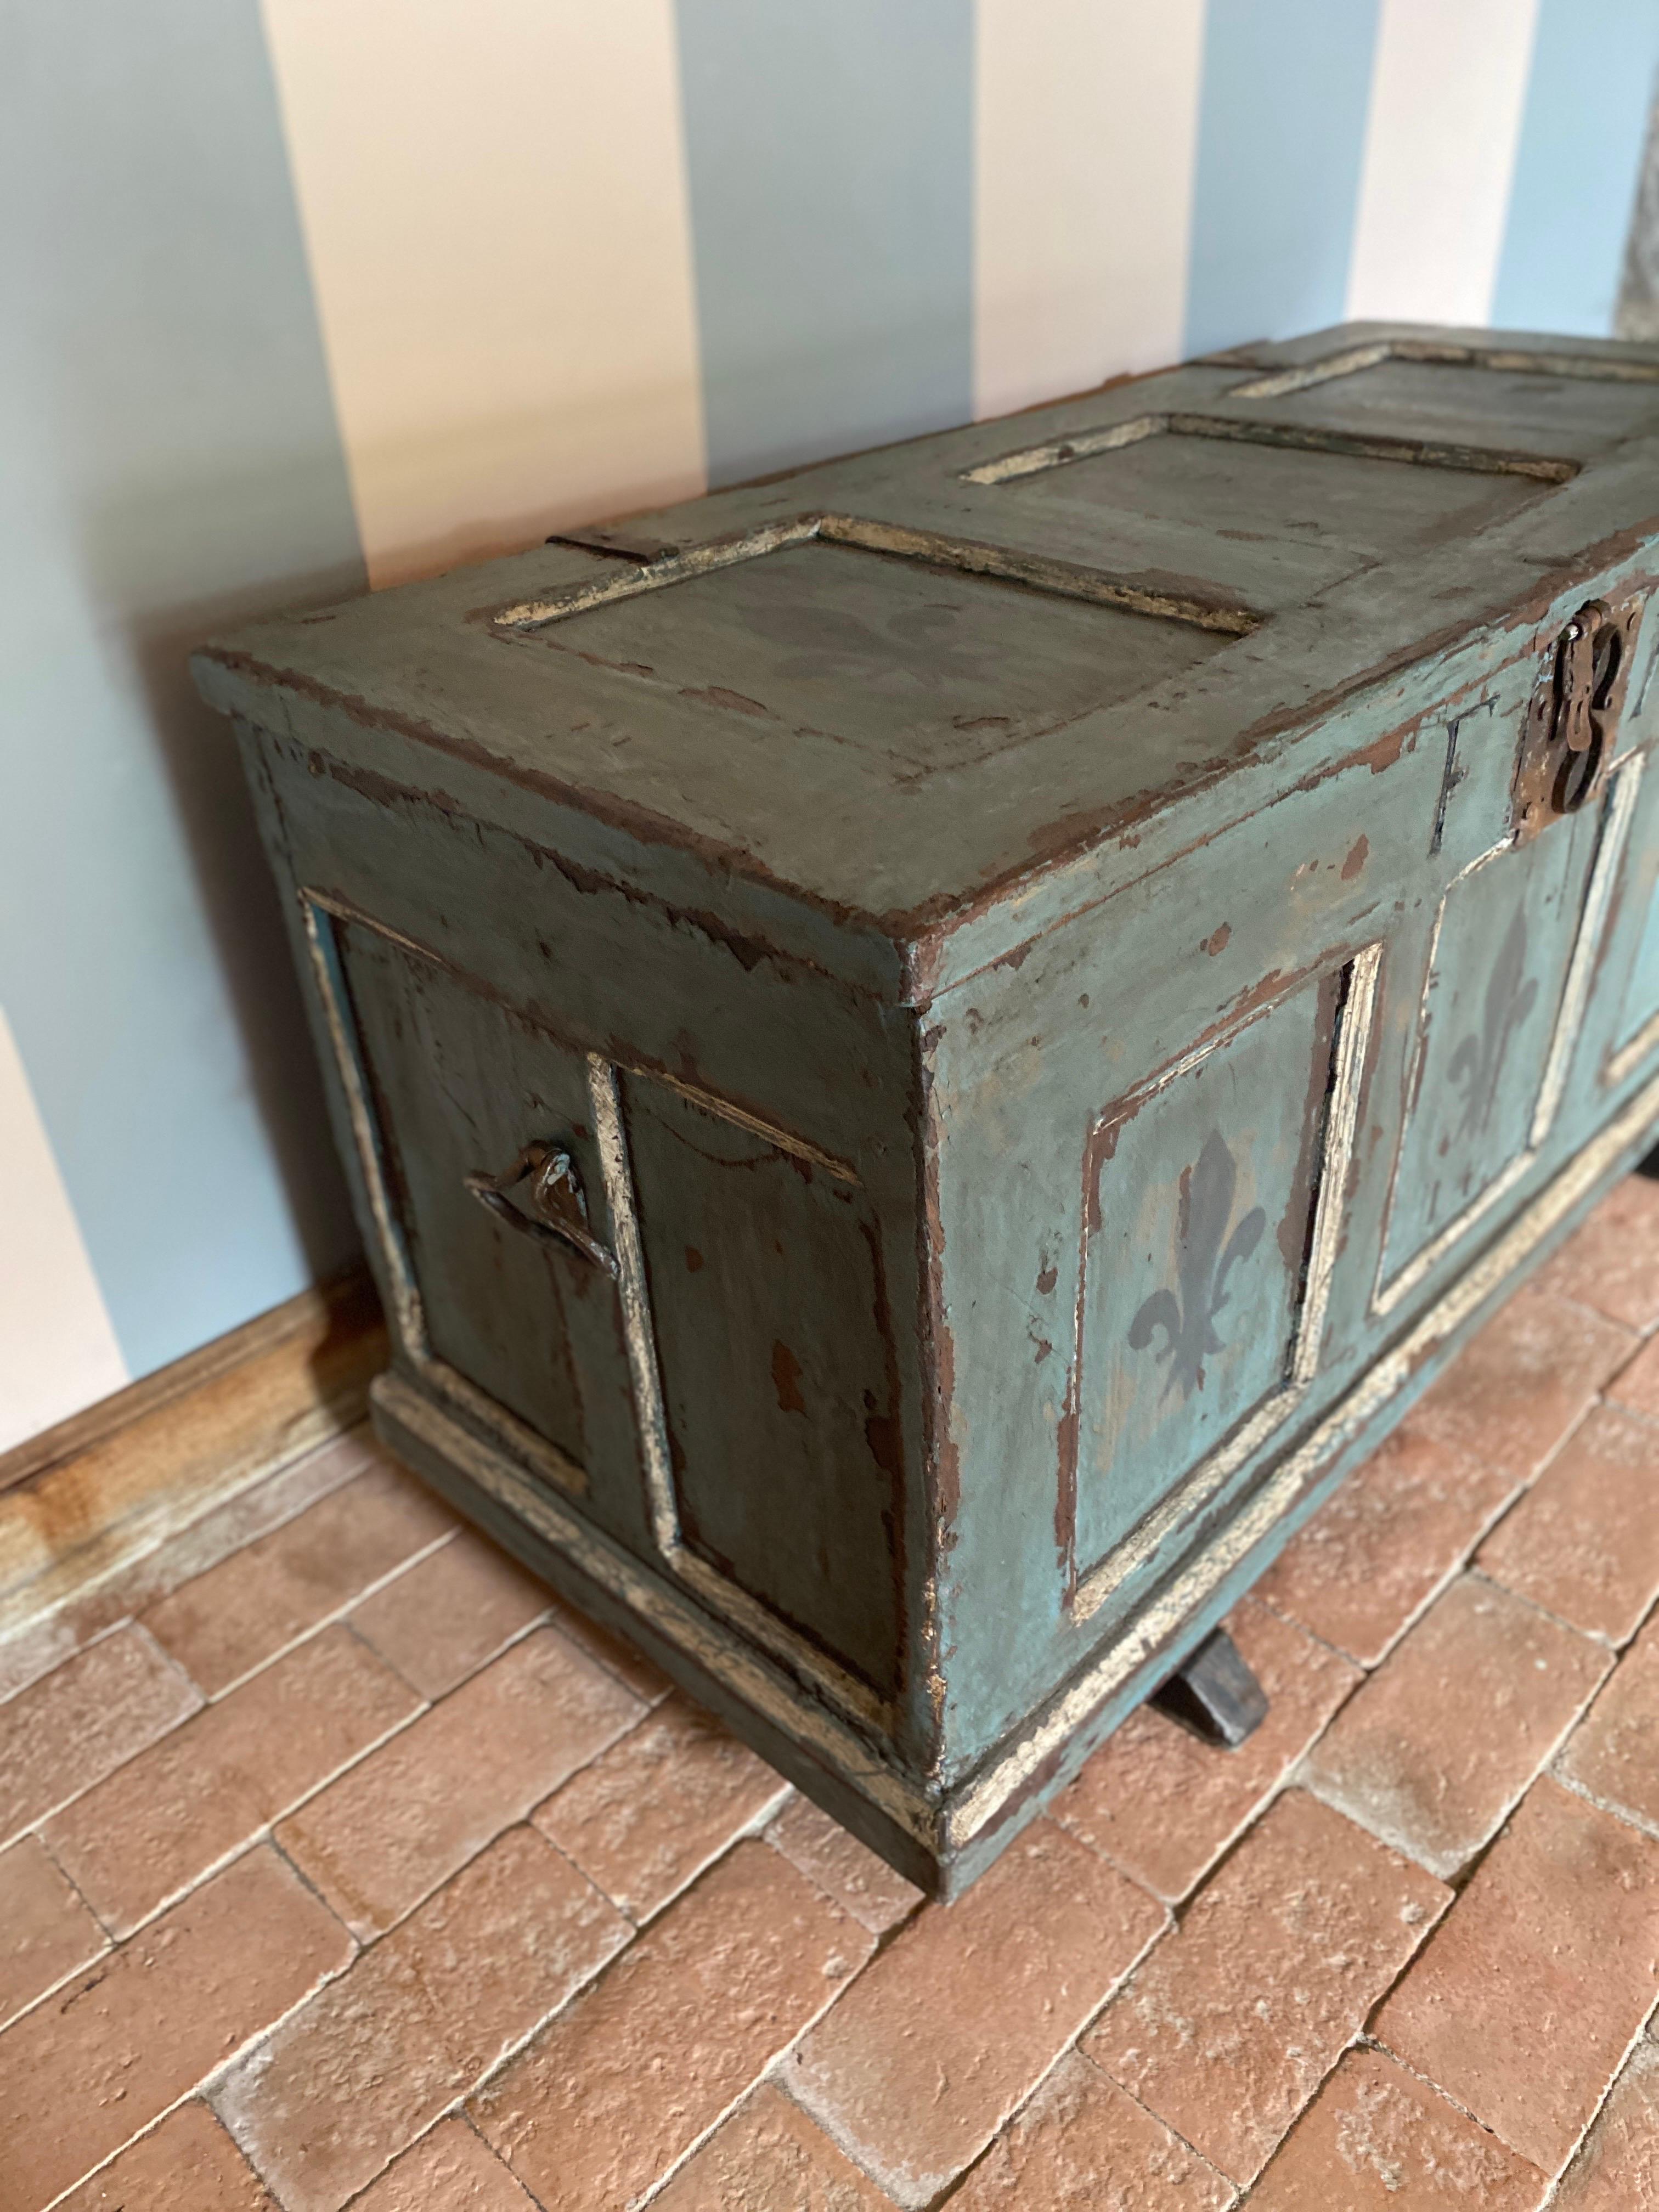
[973,418,1555,560]
[500,534,1237,774]
[1231,349,1659,454]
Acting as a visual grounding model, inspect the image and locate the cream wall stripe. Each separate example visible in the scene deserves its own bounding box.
[258,0,707,588]
[972,0,1204,421]
[0,1010,127,1453]
[1346,0,1541,326]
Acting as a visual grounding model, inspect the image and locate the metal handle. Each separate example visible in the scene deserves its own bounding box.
[464,1141,618,1276]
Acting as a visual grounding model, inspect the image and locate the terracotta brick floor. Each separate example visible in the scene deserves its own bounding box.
[8,1183,1659,2207]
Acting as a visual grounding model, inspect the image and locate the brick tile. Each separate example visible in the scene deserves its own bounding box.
[0,1624,199,1844]
[141,1462,455,1693]
[471,1838,871,2211]
[1411,1285,1631,1484]
[1254,1420,1516,1664]
[276,1626,642,1937]
[1477,1404,1659,1641]
[1551,2035,1659,2209]
[350,1527,549,1699]
[1559,1610,1659,1831]
[126,1429,382,1620]
[541,1590,675,1706]
[1607,1328,1659,1419]
[1301,1574,1610,1878]
[1375,1776,1659,2171]
[46,1626,420,1934]
[58,2100,276,2210]
[949,2051,1234,2210]
[1085,1791,1446,2185]
[786,1819,1166,2208]
[0,1846,351,2209]
[1248,2046,1546,2209]
[1051,1600,1359,1901]
[347,2119,537,2211]
[0,1836,104,2029]
[652,2083,898,2210]
[765,1795,924,1938]
[1536,1176,1659,1332]
[534,1692,786,1920]
[215,1827,627,2212]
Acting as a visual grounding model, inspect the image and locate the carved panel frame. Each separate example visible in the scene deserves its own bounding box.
[1063,943,1383,1625]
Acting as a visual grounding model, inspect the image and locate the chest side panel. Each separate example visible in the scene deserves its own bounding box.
[625,1078,906,1697]
[333,918,643,1524]
[247,724,930,1742]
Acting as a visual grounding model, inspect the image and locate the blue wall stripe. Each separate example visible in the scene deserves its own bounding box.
[1493,0,1659,335]
[1183,0,1385,358]
[674,0,975,486]
[1,0,365,1379]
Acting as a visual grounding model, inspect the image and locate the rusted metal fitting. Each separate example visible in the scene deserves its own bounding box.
[464,1140,618,1274]
[1511,596,1644,841]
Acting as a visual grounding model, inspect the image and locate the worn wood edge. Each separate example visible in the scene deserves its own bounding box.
[0,1268,387,1650]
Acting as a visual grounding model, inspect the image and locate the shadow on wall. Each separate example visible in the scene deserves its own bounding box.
[98,535,365,1286]
[2,0,374,1383]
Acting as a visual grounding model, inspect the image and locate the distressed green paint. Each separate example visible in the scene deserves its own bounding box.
[1381,815,1600,1282]
[198,322,1659,1893]
[1070,978,1329,1580]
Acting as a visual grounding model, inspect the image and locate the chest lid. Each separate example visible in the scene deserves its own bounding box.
[195,321,1659,1000]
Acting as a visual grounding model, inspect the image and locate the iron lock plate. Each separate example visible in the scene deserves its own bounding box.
[1511,593,1646,843]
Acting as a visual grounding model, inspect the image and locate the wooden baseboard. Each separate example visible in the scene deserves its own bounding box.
[1,1267,383,1496]
[0,1268,387,1667]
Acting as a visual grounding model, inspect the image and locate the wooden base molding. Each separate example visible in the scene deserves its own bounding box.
[0,1269,386,1685]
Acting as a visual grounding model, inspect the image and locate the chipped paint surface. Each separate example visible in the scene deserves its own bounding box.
[200,321,1659,1892]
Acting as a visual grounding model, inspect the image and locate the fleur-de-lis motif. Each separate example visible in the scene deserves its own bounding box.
[1128,1130,1267,1402]
[1447,902,1537,1142]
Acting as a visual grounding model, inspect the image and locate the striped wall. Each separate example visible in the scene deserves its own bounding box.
[5,0,1657,1450]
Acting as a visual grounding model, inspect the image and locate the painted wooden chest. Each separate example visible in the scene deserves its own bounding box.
[196,321,1659,1893]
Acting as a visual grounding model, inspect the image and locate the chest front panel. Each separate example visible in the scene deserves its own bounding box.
[1068,973,1336,1587]
[1378,810,1602,1301]
[927,601,1659,1764]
